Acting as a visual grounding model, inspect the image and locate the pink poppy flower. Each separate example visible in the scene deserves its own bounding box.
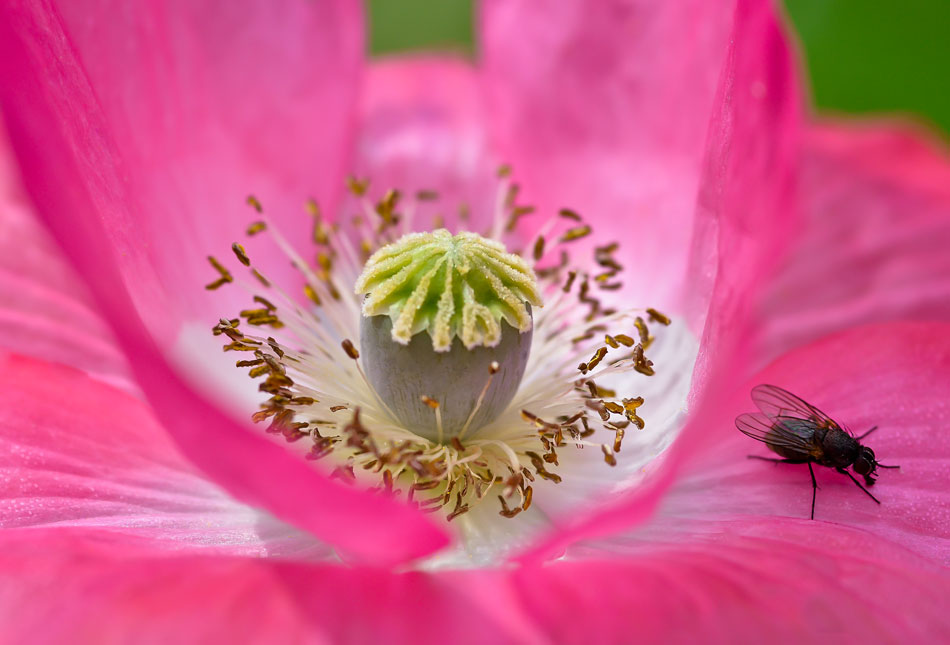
[1,0,949,642]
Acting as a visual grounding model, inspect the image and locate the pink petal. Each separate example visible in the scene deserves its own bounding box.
[759,121,950,360]
[0,2,451,565]
[0,125,129,387]
[1,526,947,642]
[656,320,950,565]
[0,352,333,558]
[481,0,739,305]
[0,0,363,333]
[514,0,803,562]
[351,57,500,233]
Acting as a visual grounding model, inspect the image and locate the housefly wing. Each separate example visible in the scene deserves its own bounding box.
[736,412,814,460]
[750,384,844,434]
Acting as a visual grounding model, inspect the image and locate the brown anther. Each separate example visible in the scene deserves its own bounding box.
[266,338,284,358]
[602,401,624,415]
[525,451,562,483]
[236,358,264,368]
[586,399,610,422]
[246,221,267,236]
[231,243,250,267]
[559,225,591,242]
[496,164,512,178]
[622,397,646,429]
[290,397,315,406]
[303,284,322,306]
[248,365,269,378]
[578,362,589,374]
[375,189,401,224]
[251,269,270,287]
[330,405,348,412]
[646,308,672,326]
[253,295,276,311]
[563,270,577,293]
[586,346,608,371]
[634,317,650,344]
[601,444,617,466]
[558,208,582,221]
[347,176,369,196]
[613,427,625,452]
[420,396,439,409]
[632,344,655,376]
[498,495,521,518]
[532,236,545,261]
[415,189,439,201]
[205,256,233,290]
[604,334,619,349]
[522,486,534,510]
[489,361,500,375]
[223,342,259,352]
[341,339,360,360]
[305,198,320,218]
[451,437,465,452]
[246,195,263,213]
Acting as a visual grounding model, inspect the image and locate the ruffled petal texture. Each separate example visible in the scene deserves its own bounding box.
[0,352,330,559]
[0,127,129,387]
[481,0,736,306]
[0,0,450,565]
[758,121,950,360]
[9,0,364,328]
[514,0,803,562]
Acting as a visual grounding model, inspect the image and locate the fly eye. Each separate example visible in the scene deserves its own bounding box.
[853,457,872,475]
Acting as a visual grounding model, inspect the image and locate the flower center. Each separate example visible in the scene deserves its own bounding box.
[203,171,671,525]
[355,229,542,442]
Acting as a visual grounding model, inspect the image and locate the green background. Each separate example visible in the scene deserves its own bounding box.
[367,0,950,138]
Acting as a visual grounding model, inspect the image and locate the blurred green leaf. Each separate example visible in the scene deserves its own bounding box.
[367,0,949,137]
[785,0,950,136]
[367,0,473,56]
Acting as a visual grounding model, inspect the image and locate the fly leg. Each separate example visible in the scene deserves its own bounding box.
[837,468,881,505]
[747,457,819,520]
[856,425,879,440]
[808,463,818,520]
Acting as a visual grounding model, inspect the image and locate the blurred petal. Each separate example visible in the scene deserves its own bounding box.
[0,126,129,387]
[2,526,947,643]
[0,1,450,565]
[759,121,950,360]
[0,527,544,644]
[514,0,803,562]
[527,535,950,642]
[654,320,950,565]
[351,57,500,233]
[0,353,332,558]
[481,0,736,305]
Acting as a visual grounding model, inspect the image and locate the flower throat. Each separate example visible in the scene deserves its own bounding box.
[205,169,668,522]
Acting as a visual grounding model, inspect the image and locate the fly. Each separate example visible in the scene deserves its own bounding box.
[736,384,899,519]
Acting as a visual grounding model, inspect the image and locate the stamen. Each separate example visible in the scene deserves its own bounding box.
[205,170,672,522]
